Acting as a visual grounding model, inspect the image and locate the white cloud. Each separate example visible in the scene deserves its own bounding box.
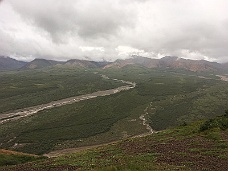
[0,0,228,62]
[179,49,217,62]
[79,46,105,52]
[116,46,144,57]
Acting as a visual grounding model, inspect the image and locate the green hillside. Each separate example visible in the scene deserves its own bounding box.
[0,66,228,155]
[0,149,45,167]
[1,114,228,171]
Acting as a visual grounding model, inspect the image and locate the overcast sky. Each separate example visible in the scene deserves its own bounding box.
[0,0,228,62]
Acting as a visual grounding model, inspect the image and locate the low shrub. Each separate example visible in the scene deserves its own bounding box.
[199,114,228,132]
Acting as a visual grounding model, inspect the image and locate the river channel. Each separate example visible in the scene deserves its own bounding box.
[0,74,136,124]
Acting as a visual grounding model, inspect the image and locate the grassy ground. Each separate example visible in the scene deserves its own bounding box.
[0,67,124,113]
[0,149,45,167]
[0,89,151,154]
[100,66,228,128]
[0,66,228,155]
[1,115,228,171]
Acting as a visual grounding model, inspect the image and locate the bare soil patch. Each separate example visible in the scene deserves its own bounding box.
[119,134,228,171]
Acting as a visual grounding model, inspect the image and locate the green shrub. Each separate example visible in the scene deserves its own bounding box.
[225,109,228,117]
[199,116,228,132]
[0,154,39,166]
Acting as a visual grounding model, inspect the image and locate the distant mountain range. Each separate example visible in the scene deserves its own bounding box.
[0,56,27,71]
[0,55,228,72]
[104,56,226,72]
[21,58,64,70]
[64,59,111,68]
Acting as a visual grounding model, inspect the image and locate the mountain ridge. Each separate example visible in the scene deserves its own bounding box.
[104,56,226,71]
[21,58,64,69]
[0,56,27,71]
[1,55,228,72]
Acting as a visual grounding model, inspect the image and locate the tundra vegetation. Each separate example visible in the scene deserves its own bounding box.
[0,65,228,157]
[1,114,228,170]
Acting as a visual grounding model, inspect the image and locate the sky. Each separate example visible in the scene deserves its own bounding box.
[0,0,228,62]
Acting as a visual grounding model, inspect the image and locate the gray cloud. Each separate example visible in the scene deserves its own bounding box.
[0,0,228,62]
[8,0,135,43]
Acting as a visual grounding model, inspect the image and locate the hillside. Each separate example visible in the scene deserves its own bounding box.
[0,66,228,156]
[0,56,27,71]
[0,65,227,170]
[222,62,228,70]
[24,58,107,70]
[1,115,228,171]
[104,56,225,72]
[64,59,110,68]
[21,59,63,69]
[1,55,228,72]
[159,56,223,72]
[104,56,159,69]
[0,149,44,167]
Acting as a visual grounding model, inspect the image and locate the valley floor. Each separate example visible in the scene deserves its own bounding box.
[0,74,135,124]
[1,67,228,170]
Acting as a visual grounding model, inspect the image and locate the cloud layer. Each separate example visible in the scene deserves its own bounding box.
[0,0,228,62]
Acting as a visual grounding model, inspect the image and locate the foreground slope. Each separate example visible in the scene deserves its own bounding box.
[1,115,228,171]
[0,149,44,167]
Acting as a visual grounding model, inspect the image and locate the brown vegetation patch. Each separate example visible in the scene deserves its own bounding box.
[119,135,228,171]
[0,149,37,157]
[0,161,80,171]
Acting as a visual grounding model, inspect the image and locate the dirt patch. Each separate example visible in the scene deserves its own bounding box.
[0,149,38,157]
[44,141,119,158]
[119,135,228,171]
[217,75,228,82]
